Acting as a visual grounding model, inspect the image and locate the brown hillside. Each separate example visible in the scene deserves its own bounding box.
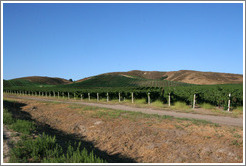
[13,76,72,85]
[76,70,243,85]
[164,70,243,85]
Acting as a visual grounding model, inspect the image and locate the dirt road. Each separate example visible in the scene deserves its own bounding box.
[4,95,243,127]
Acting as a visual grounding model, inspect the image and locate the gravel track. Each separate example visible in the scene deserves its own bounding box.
[5,95,243,127]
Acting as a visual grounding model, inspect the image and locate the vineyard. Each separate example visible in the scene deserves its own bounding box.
[4,83,243,109]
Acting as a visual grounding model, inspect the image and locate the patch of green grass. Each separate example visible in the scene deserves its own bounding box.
[151,100,164,107]
[177,117,220,127]
[9,133,105,163]
[3,109,15,125]
[134,99,146,104]
[172,102,190,110]
[234,106,243,112]
[10,120,36,135]
[174,125,184,130]
[231,140,243,147]
[200,103,215,110]
[68,105,82,109]
[233,133,242,138]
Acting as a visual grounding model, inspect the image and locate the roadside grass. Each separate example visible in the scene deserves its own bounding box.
[199,103,215,110]
[69,104,221,127]
[171,102,190,110]
[3,102,106,163]
[151,100,165,107]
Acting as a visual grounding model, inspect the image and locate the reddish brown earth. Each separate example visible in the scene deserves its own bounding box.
[3,97,243,163]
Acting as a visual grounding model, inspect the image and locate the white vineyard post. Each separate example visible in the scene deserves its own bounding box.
[97,93,99,102]
[119,92,121,102]
[148,92,151,105]
[81,94,83,101]
[68,92,70,99]
[131,92,134,103]
[193,94,196,109]
[168,93,171,107]
[42,92,44,96]
[107,92,109,102]
[228,93,231,112]
[74,93,76,100]
[53,91,55,98]
[88,93,90,101]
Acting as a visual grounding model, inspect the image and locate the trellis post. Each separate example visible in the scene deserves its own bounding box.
[119,92,121,102]
[148,92,151,105]
[97,93,99,102]
[88,93,90,101]
[131,92,134,103]
[107,92,109,102]
[168,93,171,107]
[193,94,196,109]
[228,93,231,111]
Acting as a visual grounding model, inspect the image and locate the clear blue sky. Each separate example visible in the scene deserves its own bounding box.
[3,3,243,80]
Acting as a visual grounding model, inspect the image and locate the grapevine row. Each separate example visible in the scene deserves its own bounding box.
[4,84,243,107]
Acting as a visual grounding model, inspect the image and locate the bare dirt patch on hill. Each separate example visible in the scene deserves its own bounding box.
[3,97,243,163]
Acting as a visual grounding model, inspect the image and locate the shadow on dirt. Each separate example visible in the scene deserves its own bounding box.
[3,100,136,163]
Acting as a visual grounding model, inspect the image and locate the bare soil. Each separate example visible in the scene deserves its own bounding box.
[3,97,243,163]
